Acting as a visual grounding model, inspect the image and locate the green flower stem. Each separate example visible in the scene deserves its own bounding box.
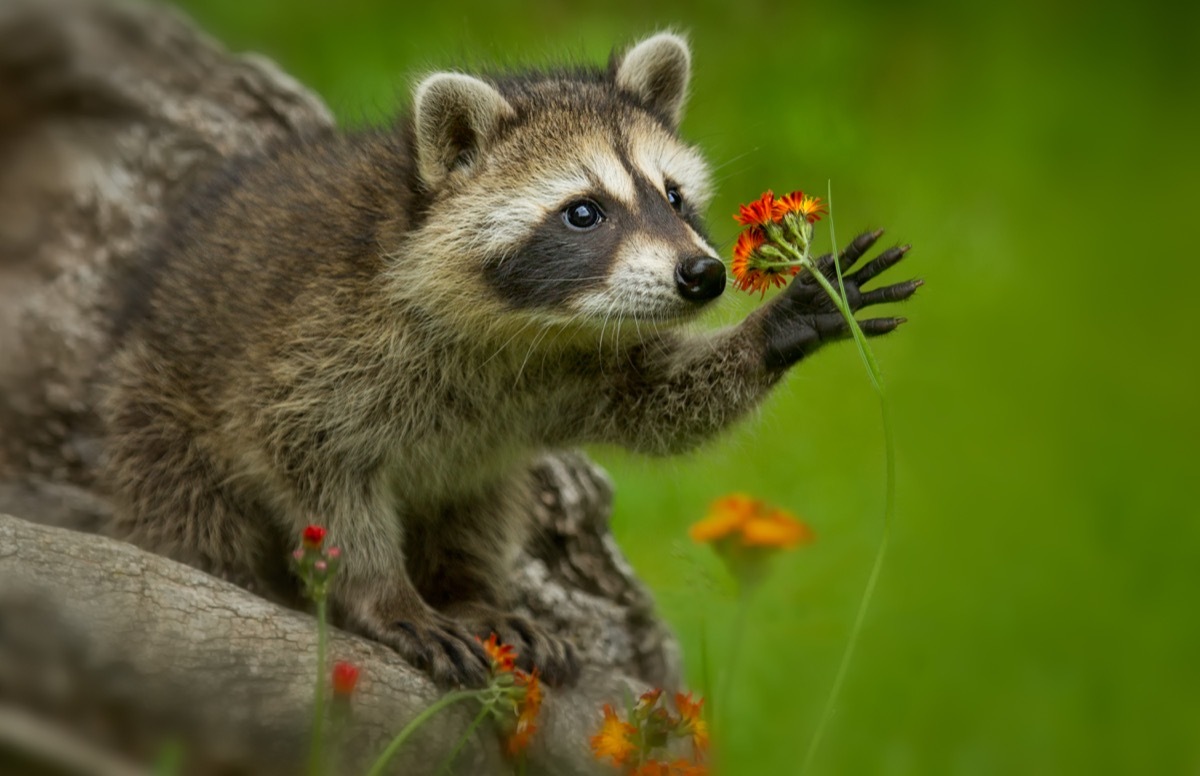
[307,596,328,776]
[715,585,753,735]
[365,690,481,776]
[798,184,896,774]
[436,703,490,775]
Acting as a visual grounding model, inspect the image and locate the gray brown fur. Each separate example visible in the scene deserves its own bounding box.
[101,33,919,686]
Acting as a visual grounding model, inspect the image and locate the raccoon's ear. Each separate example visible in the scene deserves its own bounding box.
[613,32,692,129]
[412,73,514,187]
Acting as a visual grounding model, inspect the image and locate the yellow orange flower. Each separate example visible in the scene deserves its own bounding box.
[772,190,827,224]
[734,190,778,227]
[674,692,709,757]
[506,669,542,756]
[690,494,813,550]
[479,633,516,674]
[742,507,814,547]
[731,229,797,296]
[689,494,758,542]
[590,704,637,766]
[635,688,664,716]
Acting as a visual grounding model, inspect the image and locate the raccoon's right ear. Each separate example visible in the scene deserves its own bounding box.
[613,32,692,129]
[412,73,514,187]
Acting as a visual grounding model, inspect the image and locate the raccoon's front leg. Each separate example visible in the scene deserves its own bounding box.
[405,479,581,686]
[310,489,493,687]
[598,230,919,454]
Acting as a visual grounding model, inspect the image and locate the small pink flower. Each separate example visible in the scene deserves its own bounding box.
[326,547,342,560]
[314,560,328,573]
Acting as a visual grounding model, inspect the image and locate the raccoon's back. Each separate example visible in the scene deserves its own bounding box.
[115,130,417,377]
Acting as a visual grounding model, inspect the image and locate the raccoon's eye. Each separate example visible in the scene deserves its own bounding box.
[666,186,684,212]
[563,199,605,231]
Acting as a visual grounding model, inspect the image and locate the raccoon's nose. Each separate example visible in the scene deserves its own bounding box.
[675,256,727,302]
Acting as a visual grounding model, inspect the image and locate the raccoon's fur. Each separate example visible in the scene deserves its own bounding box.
[103,33,918,686]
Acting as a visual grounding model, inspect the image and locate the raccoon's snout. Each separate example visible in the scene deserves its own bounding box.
[675,256,726,302]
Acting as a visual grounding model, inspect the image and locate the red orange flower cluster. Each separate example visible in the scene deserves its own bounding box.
[589,689,709,775]
[731,189,826,296]
[478,633,544,757]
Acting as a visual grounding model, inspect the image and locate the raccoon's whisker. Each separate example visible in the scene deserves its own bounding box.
[476,316,540,373]
[597,296,621,367]
[514,322,554,388]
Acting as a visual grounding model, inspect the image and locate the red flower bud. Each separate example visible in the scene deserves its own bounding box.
[332,661,360,696]
[302,525,326,549]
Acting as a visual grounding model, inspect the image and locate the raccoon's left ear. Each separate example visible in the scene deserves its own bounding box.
[412,73,515,188]
[613,32,692,129]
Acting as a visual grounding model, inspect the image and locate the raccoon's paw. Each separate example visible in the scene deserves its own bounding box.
[446,601,581,687]
[356,607,493,687]
[761,229,922,370]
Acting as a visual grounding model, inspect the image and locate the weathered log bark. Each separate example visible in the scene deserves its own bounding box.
[0,1,679,773]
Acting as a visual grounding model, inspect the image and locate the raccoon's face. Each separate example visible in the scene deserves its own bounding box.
[408,33,725,330]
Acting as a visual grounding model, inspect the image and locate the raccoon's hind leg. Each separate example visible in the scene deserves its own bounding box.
[103,392,289,601]
[405,476,581,686]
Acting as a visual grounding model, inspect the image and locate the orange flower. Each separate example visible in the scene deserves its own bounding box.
[479,633,516,674]
[635,688,664,716]
[772,190,827,223]
[742,507,814,547]
[590,704,637,766]
[734,190,778,227]
[674,692,709,757]
[689,494,758,542]
[506,669,542,756]
[731,228,797,296]
[690,494,813,550]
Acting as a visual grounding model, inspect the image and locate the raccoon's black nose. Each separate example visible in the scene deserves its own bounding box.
[675,256,726,302]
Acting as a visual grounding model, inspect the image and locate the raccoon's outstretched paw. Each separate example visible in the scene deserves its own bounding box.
[761,230,920,369]
[447,602,581,687]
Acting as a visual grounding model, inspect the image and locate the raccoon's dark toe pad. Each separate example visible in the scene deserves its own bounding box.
[449,602,581,687]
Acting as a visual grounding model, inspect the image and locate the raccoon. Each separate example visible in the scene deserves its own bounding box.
[102,32,919,686]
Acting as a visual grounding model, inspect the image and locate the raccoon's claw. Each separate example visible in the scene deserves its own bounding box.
[376,612,492,687]
[761,230,920,369]
[448,602,581,687]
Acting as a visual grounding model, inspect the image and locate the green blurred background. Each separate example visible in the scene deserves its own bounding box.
[170,0,1199,772]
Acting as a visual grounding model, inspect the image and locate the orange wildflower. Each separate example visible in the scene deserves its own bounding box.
[772,190,827,224]
[479,633,516,674]
[635,688,664,716]
[674,692,709,757]
[690,494,813,550]
[734,190,778,227]
[742,507,814,547]
[731,228,797,296]
[590,704,637,766]
[506,669,542,756]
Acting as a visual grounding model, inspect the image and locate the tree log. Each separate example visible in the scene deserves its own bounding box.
[0,1,679,773]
